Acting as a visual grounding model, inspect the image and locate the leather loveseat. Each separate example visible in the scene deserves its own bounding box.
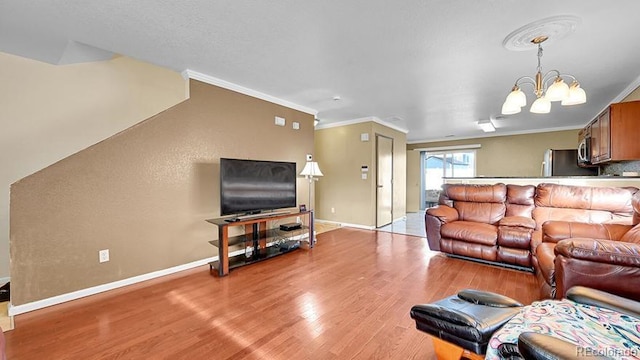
[425,182,639,299]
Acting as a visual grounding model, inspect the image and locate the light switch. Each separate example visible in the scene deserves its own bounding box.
[361,133,369,142]
[275,116,286,126]
[362,173,367,180]
[293,121,300,130]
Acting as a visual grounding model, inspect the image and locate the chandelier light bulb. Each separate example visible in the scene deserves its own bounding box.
[530,96,551,114]
[546,77,570,102]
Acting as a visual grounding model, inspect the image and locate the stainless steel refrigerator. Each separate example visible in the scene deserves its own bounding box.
[542,149,598,176]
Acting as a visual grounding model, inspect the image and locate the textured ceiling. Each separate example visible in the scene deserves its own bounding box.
[2,1,640,142]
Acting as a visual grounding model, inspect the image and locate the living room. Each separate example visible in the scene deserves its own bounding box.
[2,2,640,359]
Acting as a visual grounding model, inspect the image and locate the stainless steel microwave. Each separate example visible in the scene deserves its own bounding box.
[577,136,591,165]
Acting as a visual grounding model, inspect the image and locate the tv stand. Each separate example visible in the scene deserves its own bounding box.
[205,210,314,276]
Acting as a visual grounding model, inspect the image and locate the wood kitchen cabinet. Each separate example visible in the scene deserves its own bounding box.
[588,100,640,164]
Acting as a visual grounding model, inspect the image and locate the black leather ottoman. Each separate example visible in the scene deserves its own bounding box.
[410,289,523,360]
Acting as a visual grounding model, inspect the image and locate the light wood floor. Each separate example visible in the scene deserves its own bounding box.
[5,228,538,359]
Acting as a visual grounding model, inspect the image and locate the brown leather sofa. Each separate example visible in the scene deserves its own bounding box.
[536,189,640,300]
[425,182,639,299]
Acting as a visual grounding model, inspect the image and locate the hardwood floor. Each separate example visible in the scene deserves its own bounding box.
[5,228,538,359]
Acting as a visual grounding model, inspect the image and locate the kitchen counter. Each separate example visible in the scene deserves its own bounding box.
[444,177,640,188]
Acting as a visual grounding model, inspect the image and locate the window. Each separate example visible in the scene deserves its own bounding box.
[421,149,476,209]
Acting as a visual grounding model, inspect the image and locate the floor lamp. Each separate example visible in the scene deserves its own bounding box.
[300,161,322,248]
[299,161,323,210]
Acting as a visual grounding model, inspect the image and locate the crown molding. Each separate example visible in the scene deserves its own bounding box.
[182,69,317,116]
[315,116,409,134]
[406,125,583,144]
[609,73,640,104]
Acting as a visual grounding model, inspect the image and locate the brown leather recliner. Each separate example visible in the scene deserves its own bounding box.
[425,183,507,263]
[536,190,640,300]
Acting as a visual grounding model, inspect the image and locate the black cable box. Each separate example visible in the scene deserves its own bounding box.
[280,223,302,231]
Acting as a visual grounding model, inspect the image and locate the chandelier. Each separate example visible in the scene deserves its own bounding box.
[501,36,586,115]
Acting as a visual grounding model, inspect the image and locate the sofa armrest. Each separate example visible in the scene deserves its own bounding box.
[499,216,536,229]
[425,205,459,223]
[554,238,640,299]
[555,238,640,267]
[565,286,640,318]
[542,221,631,244]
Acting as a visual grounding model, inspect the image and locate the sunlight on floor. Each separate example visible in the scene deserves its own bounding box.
[167,291,269,358]
[377,211,426,238]
[296,292,324,339]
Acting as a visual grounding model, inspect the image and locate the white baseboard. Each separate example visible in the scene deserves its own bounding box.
[315,219,375,231]
[8,230,313,317]
[8,256,217,316]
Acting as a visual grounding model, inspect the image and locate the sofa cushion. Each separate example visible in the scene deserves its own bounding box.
[542,221,631,243]
[535,183,636,213]
[499,216,536,229]
[532,207,614,230]
[441,221,498,246]
[443,183,507,203]
[454,202,506,225]
[506,185,535,218]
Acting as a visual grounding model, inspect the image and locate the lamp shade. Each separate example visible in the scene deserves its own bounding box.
[501,101,521,115]
[300,161,323,177]
[546,78,570,102]
[561,82,586,105]
[505,88,527,107]
[530,97,551,114]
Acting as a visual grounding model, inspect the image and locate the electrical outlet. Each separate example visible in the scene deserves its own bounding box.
[296,216,301,223]
[331,207,335,213]
[99,249,110,263]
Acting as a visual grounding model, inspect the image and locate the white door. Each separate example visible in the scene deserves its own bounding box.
[376,135,393,227]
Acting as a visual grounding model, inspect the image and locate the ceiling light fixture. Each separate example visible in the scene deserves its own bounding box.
[477,119,496,132]
[501,36,586,115]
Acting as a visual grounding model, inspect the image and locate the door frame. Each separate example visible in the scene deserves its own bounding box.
[375,134,394,227]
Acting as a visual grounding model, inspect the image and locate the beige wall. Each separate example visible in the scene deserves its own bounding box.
[623,85,640,101]
[406,150,421,212]
[0,52,188,279]
[406,129,579,208]
[10,80,314,305]
[314,121,406,227]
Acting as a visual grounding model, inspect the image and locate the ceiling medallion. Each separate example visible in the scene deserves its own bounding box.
[502,15,581,52]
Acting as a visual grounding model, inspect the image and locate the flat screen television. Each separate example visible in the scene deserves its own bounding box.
[220,158,297,216]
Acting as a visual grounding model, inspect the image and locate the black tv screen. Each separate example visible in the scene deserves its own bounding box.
[220,158,297,216]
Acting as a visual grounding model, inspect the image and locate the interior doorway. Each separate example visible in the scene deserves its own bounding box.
[376,135,393,227]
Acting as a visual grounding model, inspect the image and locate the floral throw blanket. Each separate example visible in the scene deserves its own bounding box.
[485,299,640,359]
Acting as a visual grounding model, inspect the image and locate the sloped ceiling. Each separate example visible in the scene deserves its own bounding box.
[2,1,640,142]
